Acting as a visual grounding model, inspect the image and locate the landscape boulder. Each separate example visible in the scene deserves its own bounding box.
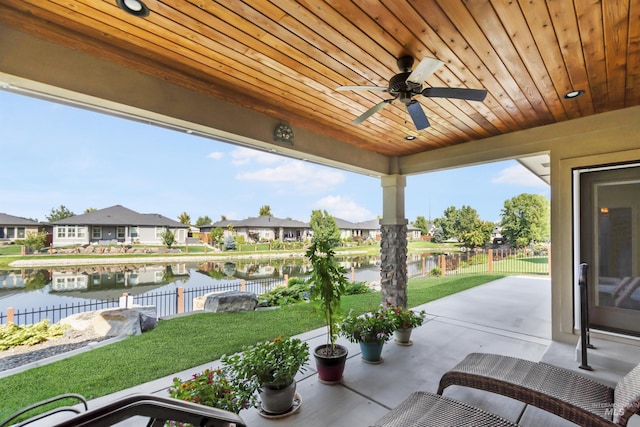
[60,305,157,337]
[93,308,141,336]
[202,291,258,313]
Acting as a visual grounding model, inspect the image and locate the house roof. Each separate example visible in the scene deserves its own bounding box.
[335,218,381,231]
[356,219,382,230]
[212,216,309,229]
[0,213,41,226]
[52,205,187,228]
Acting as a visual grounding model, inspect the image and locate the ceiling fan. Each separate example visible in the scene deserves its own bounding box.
[337,56,487,130]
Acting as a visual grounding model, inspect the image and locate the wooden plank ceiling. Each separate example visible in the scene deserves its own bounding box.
[0,0,638,157]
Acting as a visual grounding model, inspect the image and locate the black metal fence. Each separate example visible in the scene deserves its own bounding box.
[0,277,287,326]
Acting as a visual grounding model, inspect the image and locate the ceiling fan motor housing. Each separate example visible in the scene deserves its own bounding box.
[388,72,420,103]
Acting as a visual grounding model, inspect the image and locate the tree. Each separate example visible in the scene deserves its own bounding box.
[412,216,430,235]
[220,215,228,221]
[160,230,175,248]
[223,235,237,250]
[84,208,97,214]
[195,216,213,227]
[259,205,272,216]
[500,193,550,247]
[309,210,340,246]
[435,206,458,240]
[24,231,47,251]
[178,212,191,226]
[46,205,75,222]
[434,205,490,247]
[432,227,445,243]
[209,227,224,244]
[460,220,494,248]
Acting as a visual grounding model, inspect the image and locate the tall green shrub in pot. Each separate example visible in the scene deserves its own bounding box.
[306,237,349,383]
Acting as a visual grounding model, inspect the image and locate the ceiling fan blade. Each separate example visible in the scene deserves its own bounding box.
[406,100,430,130]
[406,57,444,86]
[352,100,392,125]
[422,87,488,101]
[337,85,388,92]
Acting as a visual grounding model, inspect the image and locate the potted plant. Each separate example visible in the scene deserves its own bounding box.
[222,336,309,416]
[340,305,396,363]
[167,367,257,418]
[387,304,427,346]
[306,237,350,383]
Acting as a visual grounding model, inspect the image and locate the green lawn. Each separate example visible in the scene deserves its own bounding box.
[448,256,549,275]
[0,274,503,420]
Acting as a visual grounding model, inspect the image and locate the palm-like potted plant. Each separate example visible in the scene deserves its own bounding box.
[222,336,309,416]
[306,237,350,383]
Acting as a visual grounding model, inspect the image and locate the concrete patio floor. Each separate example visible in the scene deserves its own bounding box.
[85,276,640,426]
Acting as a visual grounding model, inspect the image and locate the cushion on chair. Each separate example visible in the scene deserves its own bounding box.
[371,391,519,427]
[438,353,617,425]
[613,362,640,425]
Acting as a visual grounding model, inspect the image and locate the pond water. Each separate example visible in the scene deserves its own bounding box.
[0,254,438,313]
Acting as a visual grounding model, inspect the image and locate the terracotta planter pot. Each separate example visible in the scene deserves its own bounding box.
[314,344,348,384]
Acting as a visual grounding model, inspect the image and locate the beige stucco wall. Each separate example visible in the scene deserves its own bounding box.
[400,107,640,344]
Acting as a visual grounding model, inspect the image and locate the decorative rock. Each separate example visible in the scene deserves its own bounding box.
[60,306,157,337]
[203,291,258,313]
[193,293,210,311]
[136,306,158,332]
[93,308,142,337]
[60,310,98,331]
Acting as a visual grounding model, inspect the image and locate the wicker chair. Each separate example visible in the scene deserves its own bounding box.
[370,391,520,427]
[437,353,640,427]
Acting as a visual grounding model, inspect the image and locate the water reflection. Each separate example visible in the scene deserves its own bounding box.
[0,253,439,312]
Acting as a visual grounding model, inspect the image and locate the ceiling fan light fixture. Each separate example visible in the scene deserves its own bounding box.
[116,0,149,17]
[563,90,584,99]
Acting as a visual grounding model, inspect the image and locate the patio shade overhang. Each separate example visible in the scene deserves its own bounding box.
[0,1,638,180]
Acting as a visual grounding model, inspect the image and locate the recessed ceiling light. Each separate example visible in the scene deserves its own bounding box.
[116,0,149,17]
[405,135,416,141]
[563,90,585,99]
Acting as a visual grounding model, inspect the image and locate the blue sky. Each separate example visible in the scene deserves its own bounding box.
[1,90,548,224]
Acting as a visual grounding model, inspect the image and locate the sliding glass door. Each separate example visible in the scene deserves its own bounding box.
[580,165,640,336]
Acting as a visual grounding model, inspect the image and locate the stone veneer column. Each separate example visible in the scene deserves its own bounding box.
[380,223,408,308]
[380,174,408,308]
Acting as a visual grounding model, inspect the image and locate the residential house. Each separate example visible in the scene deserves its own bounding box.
[336,218,422,241]
[51,205,188,246]
[0,213,48,243]
[201,216,310,243]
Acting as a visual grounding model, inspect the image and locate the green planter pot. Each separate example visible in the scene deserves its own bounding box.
[359,341,384,364]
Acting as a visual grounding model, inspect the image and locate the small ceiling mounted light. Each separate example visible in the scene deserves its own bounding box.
[405,135,417,141]
[563,90,585,99]
[116,0,149,17]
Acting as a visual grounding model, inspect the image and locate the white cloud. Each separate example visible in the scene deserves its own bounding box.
[313,195,376,222]
[236,161,345,192]
[491,164,547,187]
[207,151,224,160]
[230,147,281,166]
